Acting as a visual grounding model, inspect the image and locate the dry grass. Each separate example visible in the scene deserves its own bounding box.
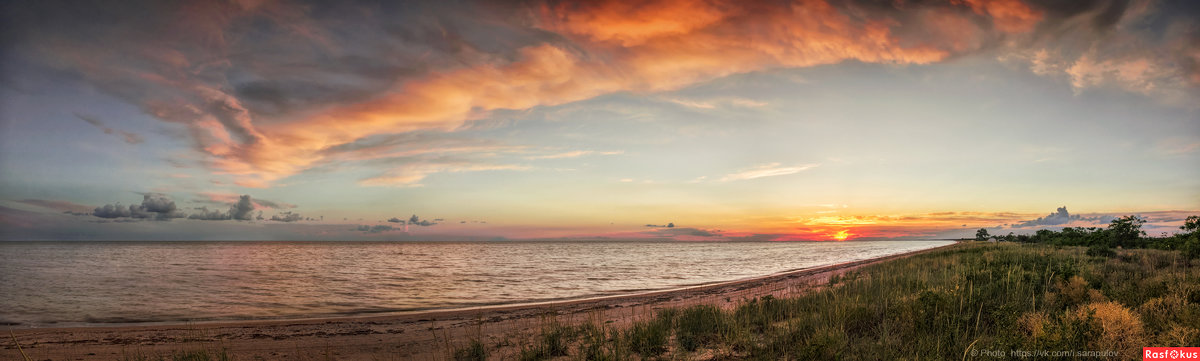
[1017,311,1049,340]
[1077,301,1144,356]
[564,242,1200,360]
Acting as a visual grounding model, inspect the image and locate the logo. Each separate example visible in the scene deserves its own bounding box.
[1144,347,1200,360]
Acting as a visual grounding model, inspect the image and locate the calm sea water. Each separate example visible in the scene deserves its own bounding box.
[0,240,951,327]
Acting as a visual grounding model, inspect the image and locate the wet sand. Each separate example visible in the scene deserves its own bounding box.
[3,243,953,360]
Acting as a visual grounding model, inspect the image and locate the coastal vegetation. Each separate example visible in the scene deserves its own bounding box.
[467,232,1199,360]
[977,215,1200,260]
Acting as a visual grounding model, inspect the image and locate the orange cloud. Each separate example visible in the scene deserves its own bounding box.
[539,0,733,46]
[222,0,1023,186]
[957,0,1042,33]
[31,0,1049,187]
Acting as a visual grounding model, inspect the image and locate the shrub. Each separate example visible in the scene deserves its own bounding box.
[1077,301,1144,357]
[1161,325,1200,347]
[1017,311,1048,340]
[1060,275,1091,306]
[1182,235,1200,260]
[1087,244,1116,258]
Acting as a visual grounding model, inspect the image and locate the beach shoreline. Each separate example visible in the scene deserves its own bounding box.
[3,242,956,360]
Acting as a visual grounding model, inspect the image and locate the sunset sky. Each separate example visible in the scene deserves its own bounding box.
[1,0,1197,241]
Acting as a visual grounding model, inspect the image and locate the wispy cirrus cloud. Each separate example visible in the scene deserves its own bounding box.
[1154,137,1200,155]
[74,113,143,144]
[14,199,94,214]
[359,161,529,187]
[192,192,295,210]
[718,163,819,182]
[527,150,623,160]
[664,97,768,110]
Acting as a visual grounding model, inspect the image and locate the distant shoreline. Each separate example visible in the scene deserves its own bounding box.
[3,242,955,360]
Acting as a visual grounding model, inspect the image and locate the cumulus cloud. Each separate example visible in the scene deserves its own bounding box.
[188,207,230,221]
[93,193,186,221]
[230,195,255,221]
[6,0,1189,188]
[269,211,304,222]
[1009,206,1115,228]
[408,214,437,227]
[186,194,258,221]
[387,217,404,223]
[1012,206,1077,227]
[645,222,675,228]
[92,204,132,219]
[355,224,399,233]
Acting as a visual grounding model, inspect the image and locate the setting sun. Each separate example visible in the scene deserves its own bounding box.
[833,230,851,241]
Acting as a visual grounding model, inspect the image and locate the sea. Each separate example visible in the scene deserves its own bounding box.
[0,240,952,327]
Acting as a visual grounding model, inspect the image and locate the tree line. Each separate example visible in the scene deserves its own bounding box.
[974,215,1200,259]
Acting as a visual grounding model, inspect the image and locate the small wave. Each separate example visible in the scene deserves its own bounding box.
[83,315,162,324]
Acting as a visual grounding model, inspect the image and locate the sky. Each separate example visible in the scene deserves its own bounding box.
[0,0,1197,241]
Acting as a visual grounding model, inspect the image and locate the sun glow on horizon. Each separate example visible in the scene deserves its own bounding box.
[832,229,851,241]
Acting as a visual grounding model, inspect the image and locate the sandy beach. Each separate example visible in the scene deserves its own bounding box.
[3,244,953,360]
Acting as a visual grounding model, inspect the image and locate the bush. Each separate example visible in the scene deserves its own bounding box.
[1077,301,1144,357]
[1182,235,1200,260]
[1087,244,1116,258]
